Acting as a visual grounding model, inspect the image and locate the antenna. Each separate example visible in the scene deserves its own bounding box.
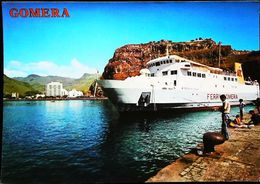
[166,44,169,57]
[218,42,222,68]
[93,70,99,98]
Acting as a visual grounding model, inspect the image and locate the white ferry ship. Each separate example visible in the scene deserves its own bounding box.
[98,54,259,112]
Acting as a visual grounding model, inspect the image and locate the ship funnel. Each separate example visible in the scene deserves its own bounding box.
[235,62,245,84]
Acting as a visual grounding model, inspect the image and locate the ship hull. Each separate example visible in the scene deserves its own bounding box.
[98,79,259,113]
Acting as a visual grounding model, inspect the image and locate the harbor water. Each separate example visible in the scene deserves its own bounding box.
[2,100,254,183]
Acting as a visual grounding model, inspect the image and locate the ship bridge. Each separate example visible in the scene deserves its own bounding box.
[146,55,223,76]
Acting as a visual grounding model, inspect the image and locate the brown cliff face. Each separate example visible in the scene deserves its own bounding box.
[102,38,239,80]
[227,50,260,82]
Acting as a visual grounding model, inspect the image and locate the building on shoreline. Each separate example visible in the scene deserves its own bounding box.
[62,89,69,96]
[46,82,67,97]
[11,92,19,99]
[68,89,83,98]
[36,94,46,99]
[46,82,83,98]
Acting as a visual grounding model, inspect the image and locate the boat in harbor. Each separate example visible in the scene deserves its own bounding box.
[98,53,259,112]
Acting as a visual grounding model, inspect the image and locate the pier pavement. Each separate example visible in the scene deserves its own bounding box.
[147,113,260,182]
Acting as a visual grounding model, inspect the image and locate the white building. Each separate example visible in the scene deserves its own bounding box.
[11,92,19,99]
[68,89,83,98]
[46,82,64,97]
[36,94,45,99]
[62,89,69,96]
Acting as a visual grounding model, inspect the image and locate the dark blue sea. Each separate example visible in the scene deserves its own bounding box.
[2,100,254,183]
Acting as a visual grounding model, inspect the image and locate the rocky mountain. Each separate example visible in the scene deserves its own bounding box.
[12,73,100,95]
[66,73,100,94]
[14,74,75,86]
[227,51,260,83]
[102,38,260,82]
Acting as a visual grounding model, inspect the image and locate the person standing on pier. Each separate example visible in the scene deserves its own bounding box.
[239,99,245,121]
[220,94,230,140]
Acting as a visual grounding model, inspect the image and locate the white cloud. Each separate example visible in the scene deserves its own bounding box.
[9,60,22,67]
[4,58,98,78]
[4,69,28,77]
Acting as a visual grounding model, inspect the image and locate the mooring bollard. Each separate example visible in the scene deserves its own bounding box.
[203,132,226,153]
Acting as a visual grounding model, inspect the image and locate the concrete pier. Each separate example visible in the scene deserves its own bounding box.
[147,114,260,182]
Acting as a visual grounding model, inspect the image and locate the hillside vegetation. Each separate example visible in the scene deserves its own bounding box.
[6,73,100,97]
[4,74,41,97]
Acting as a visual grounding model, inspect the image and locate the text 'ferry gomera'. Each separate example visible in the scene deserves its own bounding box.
[98,54,259,112]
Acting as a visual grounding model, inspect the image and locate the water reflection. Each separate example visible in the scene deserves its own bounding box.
[2,100,255,183]
[138,119,151,132]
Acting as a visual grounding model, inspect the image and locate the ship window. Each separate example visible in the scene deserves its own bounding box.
[231,78,234,81]
[224,77,227,80]
[187,71,191,76]
[170,59,172,63]
[166,60,169,63]
[181,60,185,62]
[174,80,177,86]
[185,64,190,67]
[228,77,230,81]
[235,78,237,81]
[176,59,180,62]
[163,60,166,64]
[202,74,206,78]
[156,62,160,66]
[171,70,178,75]
[151,73,155,77]
[197,73,202,77]
[162,71,168,76]
[192,72,196,77]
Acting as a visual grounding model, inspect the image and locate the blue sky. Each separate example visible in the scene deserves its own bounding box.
[2,2,259,78]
